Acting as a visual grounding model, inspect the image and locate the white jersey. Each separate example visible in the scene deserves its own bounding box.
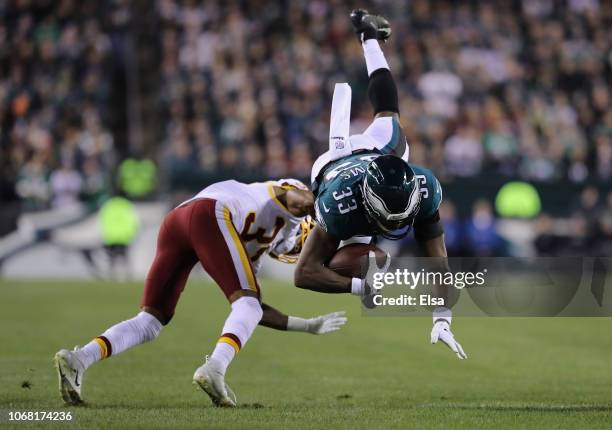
[182,179,305,272]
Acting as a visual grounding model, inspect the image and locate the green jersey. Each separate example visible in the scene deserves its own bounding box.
[312,151,442,240]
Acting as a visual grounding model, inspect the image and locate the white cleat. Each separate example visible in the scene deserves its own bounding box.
[54,349,85,405]
[193,357,236,407]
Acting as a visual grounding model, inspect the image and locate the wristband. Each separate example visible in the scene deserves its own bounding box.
[351,278,365,296]
[287,316,310,332]
[433,306,452,325]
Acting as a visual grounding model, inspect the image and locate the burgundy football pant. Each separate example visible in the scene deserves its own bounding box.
[141,199,260,323]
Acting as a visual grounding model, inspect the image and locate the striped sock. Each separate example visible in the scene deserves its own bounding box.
[75,312,162,369]
[209,297,262,375]
[211,333,242,374]
[77,336,110,369]
[217,333,242,354]
[94,336,112,359]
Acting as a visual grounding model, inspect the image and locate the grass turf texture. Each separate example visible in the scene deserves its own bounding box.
[1,279,612,429]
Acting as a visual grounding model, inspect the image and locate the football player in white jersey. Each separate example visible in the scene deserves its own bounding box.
[54,179,347,407]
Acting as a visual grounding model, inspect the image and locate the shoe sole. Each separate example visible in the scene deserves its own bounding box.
[54,353,83,406]
[193,375,236,408]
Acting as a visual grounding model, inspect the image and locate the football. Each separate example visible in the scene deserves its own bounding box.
[326,243,387,278]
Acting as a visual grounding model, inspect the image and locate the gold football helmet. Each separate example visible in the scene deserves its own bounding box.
[271,215,316,264]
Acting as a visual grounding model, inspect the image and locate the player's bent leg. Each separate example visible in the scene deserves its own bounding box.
[189,199,261,300]
[54,206,195,405]
[82,311,163,366]
[363,116,408,161]
[193,296,262,407]
[140,206,199,323]
[360,33,409,161]
[54,311,163,405]
[211,296,263,374]
[188,199,264,406]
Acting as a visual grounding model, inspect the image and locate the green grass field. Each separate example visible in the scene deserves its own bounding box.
[2,279,612,429]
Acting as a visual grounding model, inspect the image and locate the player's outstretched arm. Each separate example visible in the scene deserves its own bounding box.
[260,303,347,335]
[294,225,352,294]
[416,233,468,360]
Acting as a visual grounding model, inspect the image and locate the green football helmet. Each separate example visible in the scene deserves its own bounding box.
[361,155,421,239]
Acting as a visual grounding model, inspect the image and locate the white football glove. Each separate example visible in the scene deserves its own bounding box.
[367,250,391,277]
[287,311,348,334]
[351,250,391,308]
[430,307,467,359]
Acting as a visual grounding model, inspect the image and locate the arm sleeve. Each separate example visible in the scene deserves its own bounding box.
[413,210,444,241]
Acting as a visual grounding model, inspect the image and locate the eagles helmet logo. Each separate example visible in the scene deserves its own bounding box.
[361,155,422,239]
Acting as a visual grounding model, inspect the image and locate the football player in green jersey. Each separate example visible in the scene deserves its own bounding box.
[295,10,467,359]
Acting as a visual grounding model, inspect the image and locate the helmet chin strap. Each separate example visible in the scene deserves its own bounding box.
[381,225,412,240]
[366,214,412,240]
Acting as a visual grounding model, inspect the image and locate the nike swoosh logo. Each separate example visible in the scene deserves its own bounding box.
[322,202,330,213]
[74,370,81,387]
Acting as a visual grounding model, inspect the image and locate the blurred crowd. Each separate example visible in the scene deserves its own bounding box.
[436,188,612,257]
[2,0,610,205]
[158,0,611,184]
[0,0,610,256]
[533,187,612,256]
[0,0,124,210]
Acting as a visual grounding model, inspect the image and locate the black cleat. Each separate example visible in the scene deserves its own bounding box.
[350,9,391,43]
